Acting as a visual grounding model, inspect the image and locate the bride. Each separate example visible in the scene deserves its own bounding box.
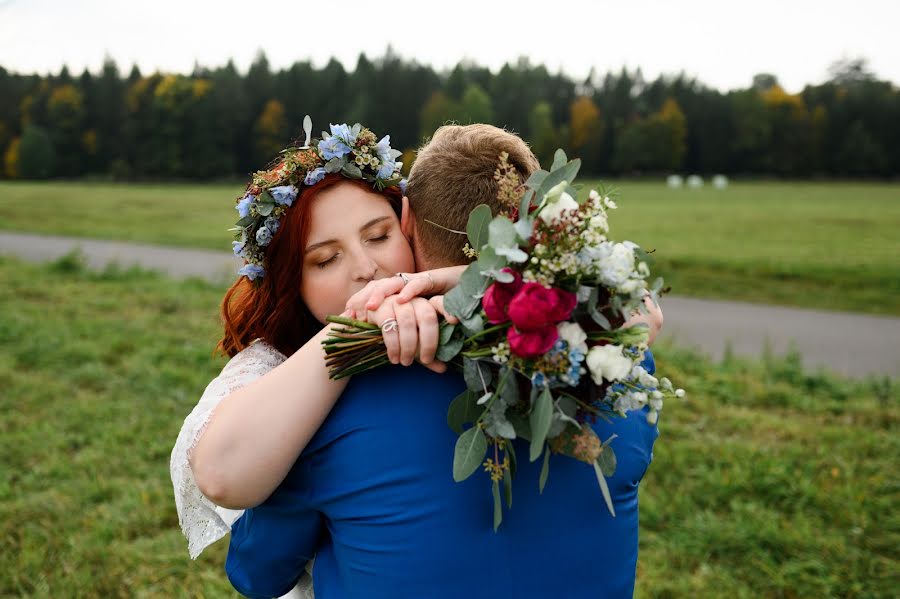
[170,121,662,598]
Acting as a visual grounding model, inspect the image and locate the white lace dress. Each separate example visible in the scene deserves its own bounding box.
[170,339,315,599]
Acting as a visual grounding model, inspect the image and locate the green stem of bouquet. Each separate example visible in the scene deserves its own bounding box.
[325,315,380,330]
[462,322,509,347]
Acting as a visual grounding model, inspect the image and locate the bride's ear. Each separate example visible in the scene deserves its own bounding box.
[400,196,416,242]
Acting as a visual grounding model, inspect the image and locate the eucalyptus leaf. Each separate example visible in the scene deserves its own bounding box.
[507,411,532,441]
[499,370,519,405]
[476,246,506,274]
[495,246,529,263]
[597,444,617,477]
[256,202,274,217]
[466,204,492,251]
[536,159,581,200]
[539,444,551,493]
[483,268,514,283]
[525,169,549,191]
[503,466,513,509]
[443,285,474,321]
[341,163,363,178]
[593,461,616,517]
[550,149,568,171]
[453,426,487,482]
[493,419,516,439]
[488,216,518,248]
[590,308,612,330]
[435,336,464,362]
[325,157,344,173]
[439,322,457,345]
[514,217,534,241]
[460,312,484,337]
[507,440,518,479]
[492,479,503,531]
[236,216,255,228]
[518,188,536,221]
[529,387,554,462]
[463,358,493,392]
[447,390,481,435]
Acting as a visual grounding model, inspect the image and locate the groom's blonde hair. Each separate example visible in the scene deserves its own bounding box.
[406,123,539,267]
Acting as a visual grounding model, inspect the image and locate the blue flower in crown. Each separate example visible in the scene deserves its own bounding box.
[237,263,265,281]
[269,185,297,207]
[236,195,254,218]
[374,134,403,179]
[256,226,273,247]
[319,123,358,160]
[304,167,326,186]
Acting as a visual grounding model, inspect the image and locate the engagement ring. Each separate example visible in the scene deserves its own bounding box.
[380,318,399,333]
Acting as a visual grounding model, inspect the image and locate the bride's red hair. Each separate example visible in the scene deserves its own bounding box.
[217,174,403,358]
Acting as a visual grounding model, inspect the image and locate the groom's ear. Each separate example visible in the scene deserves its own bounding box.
[400,196,416,241]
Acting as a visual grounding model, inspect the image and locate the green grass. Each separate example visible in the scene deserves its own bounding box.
[1,255,896,597]
[1,180,899,315]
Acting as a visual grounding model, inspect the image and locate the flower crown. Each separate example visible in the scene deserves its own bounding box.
[231,118,406,281]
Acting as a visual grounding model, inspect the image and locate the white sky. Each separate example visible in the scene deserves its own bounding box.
[0,0,896,93]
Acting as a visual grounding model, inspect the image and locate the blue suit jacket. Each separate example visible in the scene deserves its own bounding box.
[227,353,659,599]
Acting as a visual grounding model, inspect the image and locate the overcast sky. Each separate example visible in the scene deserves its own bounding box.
[0,0,895,93]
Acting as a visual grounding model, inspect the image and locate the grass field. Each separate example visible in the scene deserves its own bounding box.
[2,255,896,597]
[1,179,898,315]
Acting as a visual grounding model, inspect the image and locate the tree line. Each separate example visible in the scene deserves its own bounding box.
[1,51,897,180]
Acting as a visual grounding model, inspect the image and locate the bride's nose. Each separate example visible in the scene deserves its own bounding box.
[348,246,378,282]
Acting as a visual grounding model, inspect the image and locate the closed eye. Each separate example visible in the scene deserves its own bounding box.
[317,254,339,269]
[367,234,390,244]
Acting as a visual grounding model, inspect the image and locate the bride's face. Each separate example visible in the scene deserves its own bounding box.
[300,182,415,324]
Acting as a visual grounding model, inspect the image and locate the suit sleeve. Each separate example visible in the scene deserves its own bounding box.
[225,490,323,599]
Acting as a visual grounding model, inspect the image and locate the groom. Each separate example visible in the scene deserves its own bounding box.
[225,125,661,598]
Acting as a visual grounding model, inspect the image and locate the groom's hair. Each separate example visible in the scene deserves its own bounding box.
[406,124,539,267]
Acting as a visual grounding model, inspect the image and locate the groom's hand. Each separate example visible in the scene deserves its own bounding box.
[367,296,449,373]
[346,276,407,319]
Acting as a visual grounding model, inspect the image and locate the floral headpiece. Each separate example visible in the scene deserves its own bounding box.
[231,117,406,281]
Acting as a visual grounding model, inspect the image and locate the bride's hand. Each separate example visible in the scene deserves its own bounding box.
[345,265,467,317]
[366,296,458,372]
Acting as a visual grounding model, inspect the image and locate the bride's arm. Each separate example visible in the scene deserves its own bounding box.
[190,324,349,510]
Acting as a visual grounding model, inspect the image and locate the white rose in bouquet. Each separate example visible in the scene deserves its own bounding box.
[586,344,633,384]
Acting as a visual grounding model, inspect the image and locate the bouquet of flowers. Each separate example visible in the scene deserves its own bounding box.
[324,150,684,529]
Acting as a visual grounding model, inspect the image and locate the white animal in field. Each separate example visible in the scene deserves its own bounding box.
[687,175,704,188]
[666,175,683,188]
[712,175,729,189]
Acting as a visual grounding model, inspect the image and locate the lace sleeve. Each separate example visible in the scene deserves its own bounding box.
[170,339,287,558]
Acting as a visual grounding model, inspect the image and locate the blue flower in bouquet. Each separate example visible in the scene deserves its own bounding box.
[305,167,327,186]
[236,194,254,218]
[269,185,297,207]
[531,372,547,388]
[232,239,247,257]
[399,178,408,194]
[255,226,273,246]
[237,263,265,281]
[564,347,586,386]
